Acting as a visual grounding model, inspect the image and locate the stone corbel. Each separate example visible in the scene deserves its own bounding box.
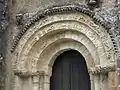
[87,0,97,5]
[16,12,36,26]
[16,14,24,25]
[89,64,115,74]
[86,0,101,9]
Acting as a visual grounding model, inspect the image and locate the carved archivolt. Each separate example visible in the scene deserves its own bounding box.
[12,12,115,74]
[11,4,117,53]
[12,6,116,90]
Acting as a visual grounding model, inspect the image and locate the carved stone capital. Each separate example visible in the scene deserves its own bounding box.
[89,64,115,74]
[14,70,45,77]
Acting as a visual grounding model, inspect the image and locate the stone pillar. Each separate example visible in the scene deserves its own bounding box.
[32,71,45,90]
[94,75,100,90]
[13,76,22,90]
[43,75,50,90]
[89,74,94,90]
[100,74,108,90]
[108,72,116,90]
[14,76,32,90]
[32,76,40,90]
[39,75,44,90]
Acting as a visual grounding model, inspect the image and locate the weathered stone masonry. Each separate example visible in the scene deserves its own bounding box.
[0,0,8,90]
[11,5,116,90]
[11,4,117,53]
[0,0,120,90]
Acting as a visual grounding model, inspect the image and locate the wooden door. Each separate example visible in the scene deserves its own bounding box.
[50,50,91,90]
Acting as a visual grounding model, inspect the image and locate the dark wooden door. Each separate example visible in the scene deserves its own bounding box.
[50,50,91,90]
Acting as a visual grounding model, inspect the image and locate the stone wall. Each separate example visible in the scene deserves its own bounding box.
[0,0,119,90]
[0,0,8,90]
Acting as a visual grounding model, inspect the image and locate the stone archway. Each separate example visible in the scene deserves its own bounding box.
[12,12,115,90]
[50,50,91,90]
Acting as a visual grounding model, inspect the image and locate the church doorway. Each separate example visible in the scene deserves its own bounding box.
[50,50,91,90]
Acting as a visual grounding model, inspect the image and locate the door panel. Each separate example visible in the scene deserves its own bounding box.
[50,50,91,90]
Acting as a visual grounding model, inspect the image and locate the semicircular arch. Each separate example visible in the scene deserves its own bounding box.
[13,13,115,74]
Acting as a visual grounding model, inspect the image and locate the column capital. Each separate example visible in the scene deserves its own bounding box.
[89,64,115,74]
[14,70,45,77]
